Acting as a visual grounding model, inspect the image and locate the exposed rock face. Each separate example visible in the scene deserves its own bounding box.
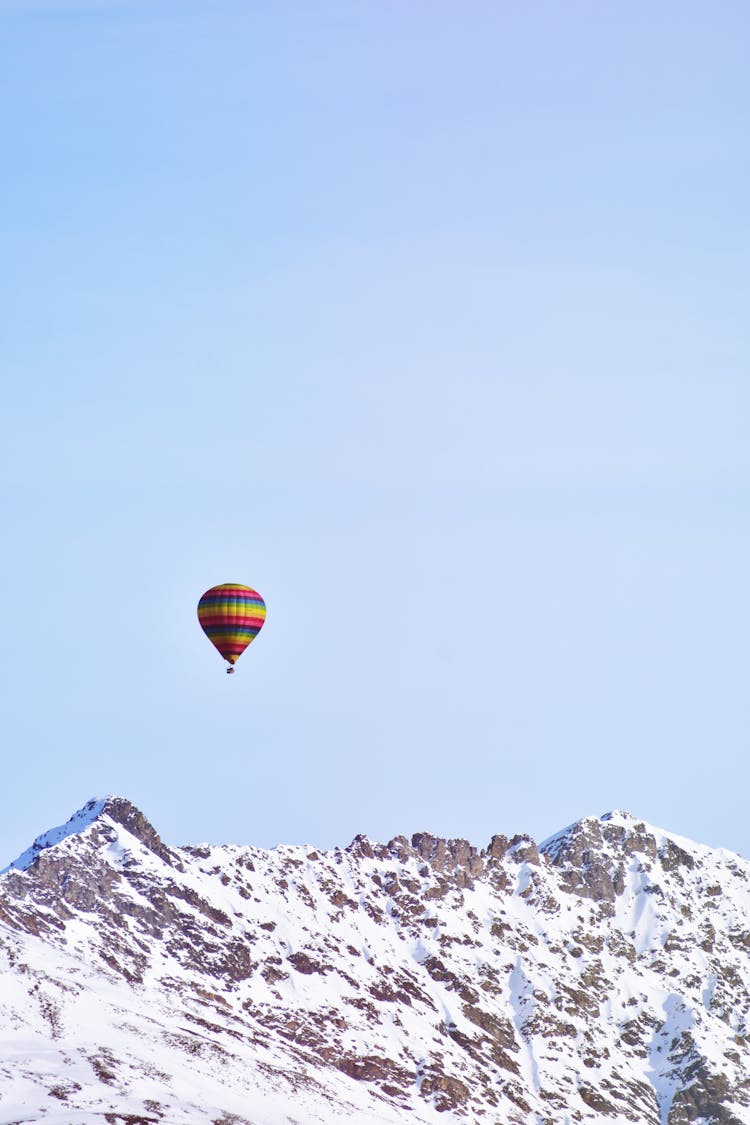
[1,799,750,1123]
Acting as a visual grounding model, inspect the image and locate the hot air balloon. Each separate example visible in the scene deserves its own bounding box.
[197,583,266,673]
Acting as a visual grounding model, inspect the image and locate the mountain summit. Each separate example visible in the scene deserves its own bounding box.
[2,795,177,874]
[1,800,748,1123]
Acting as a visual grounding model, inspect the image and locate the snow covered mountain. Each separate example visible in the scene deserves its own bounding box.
[1,797,749,1124]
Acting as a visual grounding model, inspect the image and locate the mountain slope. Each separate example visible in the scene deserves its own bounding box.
[1,798,749,1123]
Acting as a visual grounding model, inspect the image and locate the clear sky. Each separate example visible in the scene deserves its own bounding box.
[2,1,749,864]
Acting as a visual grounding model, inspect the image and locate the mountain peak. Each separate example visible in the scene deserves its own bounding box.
[540,808,644,859]
[2,794,175,873]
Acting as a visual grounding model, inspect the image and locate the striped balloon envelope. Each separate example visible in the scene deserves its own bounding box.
[197,583,266,673]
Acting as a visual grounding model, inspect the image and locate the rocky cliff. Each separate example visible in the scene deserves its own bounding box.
[1,798,749,1123]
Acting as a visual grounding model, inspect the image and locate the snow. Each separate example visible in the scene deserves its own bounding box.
[2,797,750,1121]
[2,797,110,873]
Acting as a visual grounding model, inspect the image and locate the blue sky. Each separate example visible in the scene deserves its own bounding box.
[2,1,749,862]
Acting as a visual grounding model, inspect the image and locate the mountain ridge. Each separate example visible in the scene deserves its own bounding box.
[1,798,749,1123]
[5,794,702,876]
